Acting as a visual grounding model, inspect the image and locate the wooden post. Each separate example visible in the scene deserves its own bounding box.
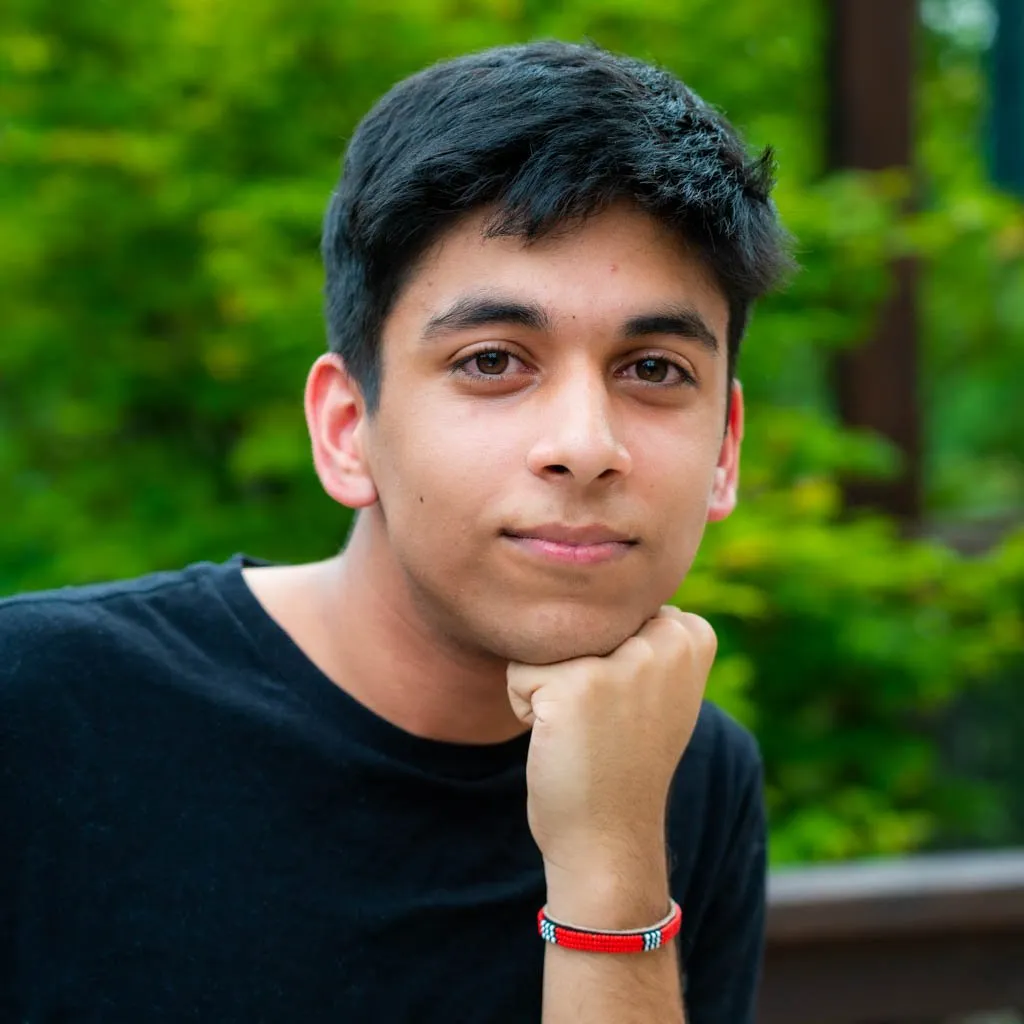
[828,0,921,521]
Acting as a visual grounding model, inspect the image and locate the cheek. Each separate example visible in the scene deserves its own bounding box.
[634,431,720,563]
[371,399,518,528]
[636,422,720,497]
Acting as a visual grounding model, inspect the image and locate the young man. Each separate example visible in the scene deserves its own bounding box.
[0,41,790,1023]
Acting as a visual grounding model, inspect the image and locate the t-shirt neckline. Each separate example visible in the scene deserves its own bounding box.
[204,553,532,779]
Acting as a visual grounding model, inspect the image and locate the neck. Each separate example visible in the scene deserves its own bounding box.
[262,513,528,746]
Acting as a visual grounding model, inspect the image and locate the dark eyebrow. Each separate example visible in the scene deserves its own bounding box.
[422,295,551,340]
[623,306,720,354]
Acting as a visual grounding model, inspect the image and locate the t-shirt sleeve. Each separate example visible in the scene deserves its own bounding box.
[0,592,112,1018]
[0,599,48,1018]
[681,723,767,1024]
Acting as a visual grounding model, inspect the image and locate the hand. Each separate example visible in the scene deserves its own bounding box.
[507,607,716,903]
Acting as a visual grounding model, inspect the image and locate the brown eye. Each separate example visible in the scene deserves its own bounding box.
[475,350,510,375]
[635,358,669,383]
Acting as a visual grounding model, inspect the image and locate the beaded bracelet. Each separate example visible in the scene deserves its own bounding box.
[537,899,682,954]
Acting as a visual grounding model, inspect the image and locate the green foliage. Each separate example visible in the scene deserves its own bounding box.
[2,0,1022,863]
[684,484,1024,862]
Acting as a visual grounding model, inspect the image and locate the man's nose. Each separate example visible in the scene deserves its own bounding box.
[524,374,633,486]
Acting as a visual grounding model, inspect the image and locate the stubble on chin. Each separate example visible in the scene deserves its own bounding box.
[481,608,654,667]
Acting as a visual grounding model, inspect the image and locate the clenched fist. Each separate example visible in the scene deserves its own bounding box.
[507,606,716,919]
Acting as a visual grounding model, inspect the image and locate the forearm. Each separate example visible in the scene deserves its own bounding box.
[541,854,685,1024]
[509,607,714,1022]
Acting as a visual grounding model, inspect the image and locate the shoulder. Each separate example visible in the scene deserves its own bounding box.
[0,562,225,708]
[684,700,763,792]
[672,703,767,1022]
[668,701,765,866]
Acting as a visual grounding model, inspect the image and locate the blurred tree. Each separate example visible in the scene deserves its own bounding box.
[1,0,1021,862]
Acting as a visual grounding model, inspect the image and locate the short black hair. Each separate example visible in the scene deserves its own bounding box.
[322,40,793,411]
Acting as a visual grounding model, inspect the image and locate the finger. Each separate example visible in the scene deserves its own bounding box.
[653,605,716,642]
[506,662,541,726]
[634,606,718,662]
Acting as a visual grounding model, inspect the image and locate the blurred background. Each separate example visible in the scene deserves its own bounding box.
[1,0,1023,1015]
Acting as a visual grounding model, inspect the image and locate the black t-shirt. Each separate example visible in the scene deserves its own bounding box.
[0,556,766,1023]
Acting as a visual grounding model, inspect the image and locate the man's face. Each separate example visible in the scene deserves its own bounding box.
[351,203,738,665]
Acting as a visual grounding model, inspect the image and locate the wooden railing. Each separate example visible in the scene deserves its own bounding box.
[760,849,1024,1023]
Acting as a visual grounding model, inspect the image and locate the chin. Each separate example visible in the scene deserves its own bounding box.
[482,605,651,666]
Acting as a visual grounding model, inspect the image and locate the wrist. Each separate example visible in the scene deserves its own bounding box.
[543,850,671,931]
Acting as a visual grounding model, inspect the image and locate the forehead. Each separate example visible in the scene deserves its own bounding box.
[387,202,729,335]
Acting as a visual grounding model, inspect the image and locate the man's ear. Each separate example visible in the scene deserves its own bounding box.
[305,353,378,509]
[706,379,744,523]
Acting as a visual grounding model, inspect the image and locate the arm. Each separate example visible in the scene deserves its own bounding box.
[508,607,716,1024]
[537,759,768,1024]
[540,855,685,1023]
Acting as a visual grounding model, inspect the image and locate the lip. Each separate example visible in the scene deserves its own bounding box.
[501,524,638,566]
[505,523,636,545]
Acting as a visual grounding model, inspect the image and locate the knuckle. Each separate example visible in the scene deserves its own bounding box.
[560,658,602,694]
[673,610,716,648]
[620,635,655,666]
[506,662,544,698]
[691,615,718,654]
[505,662,527,689]
[659,604,689,625]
